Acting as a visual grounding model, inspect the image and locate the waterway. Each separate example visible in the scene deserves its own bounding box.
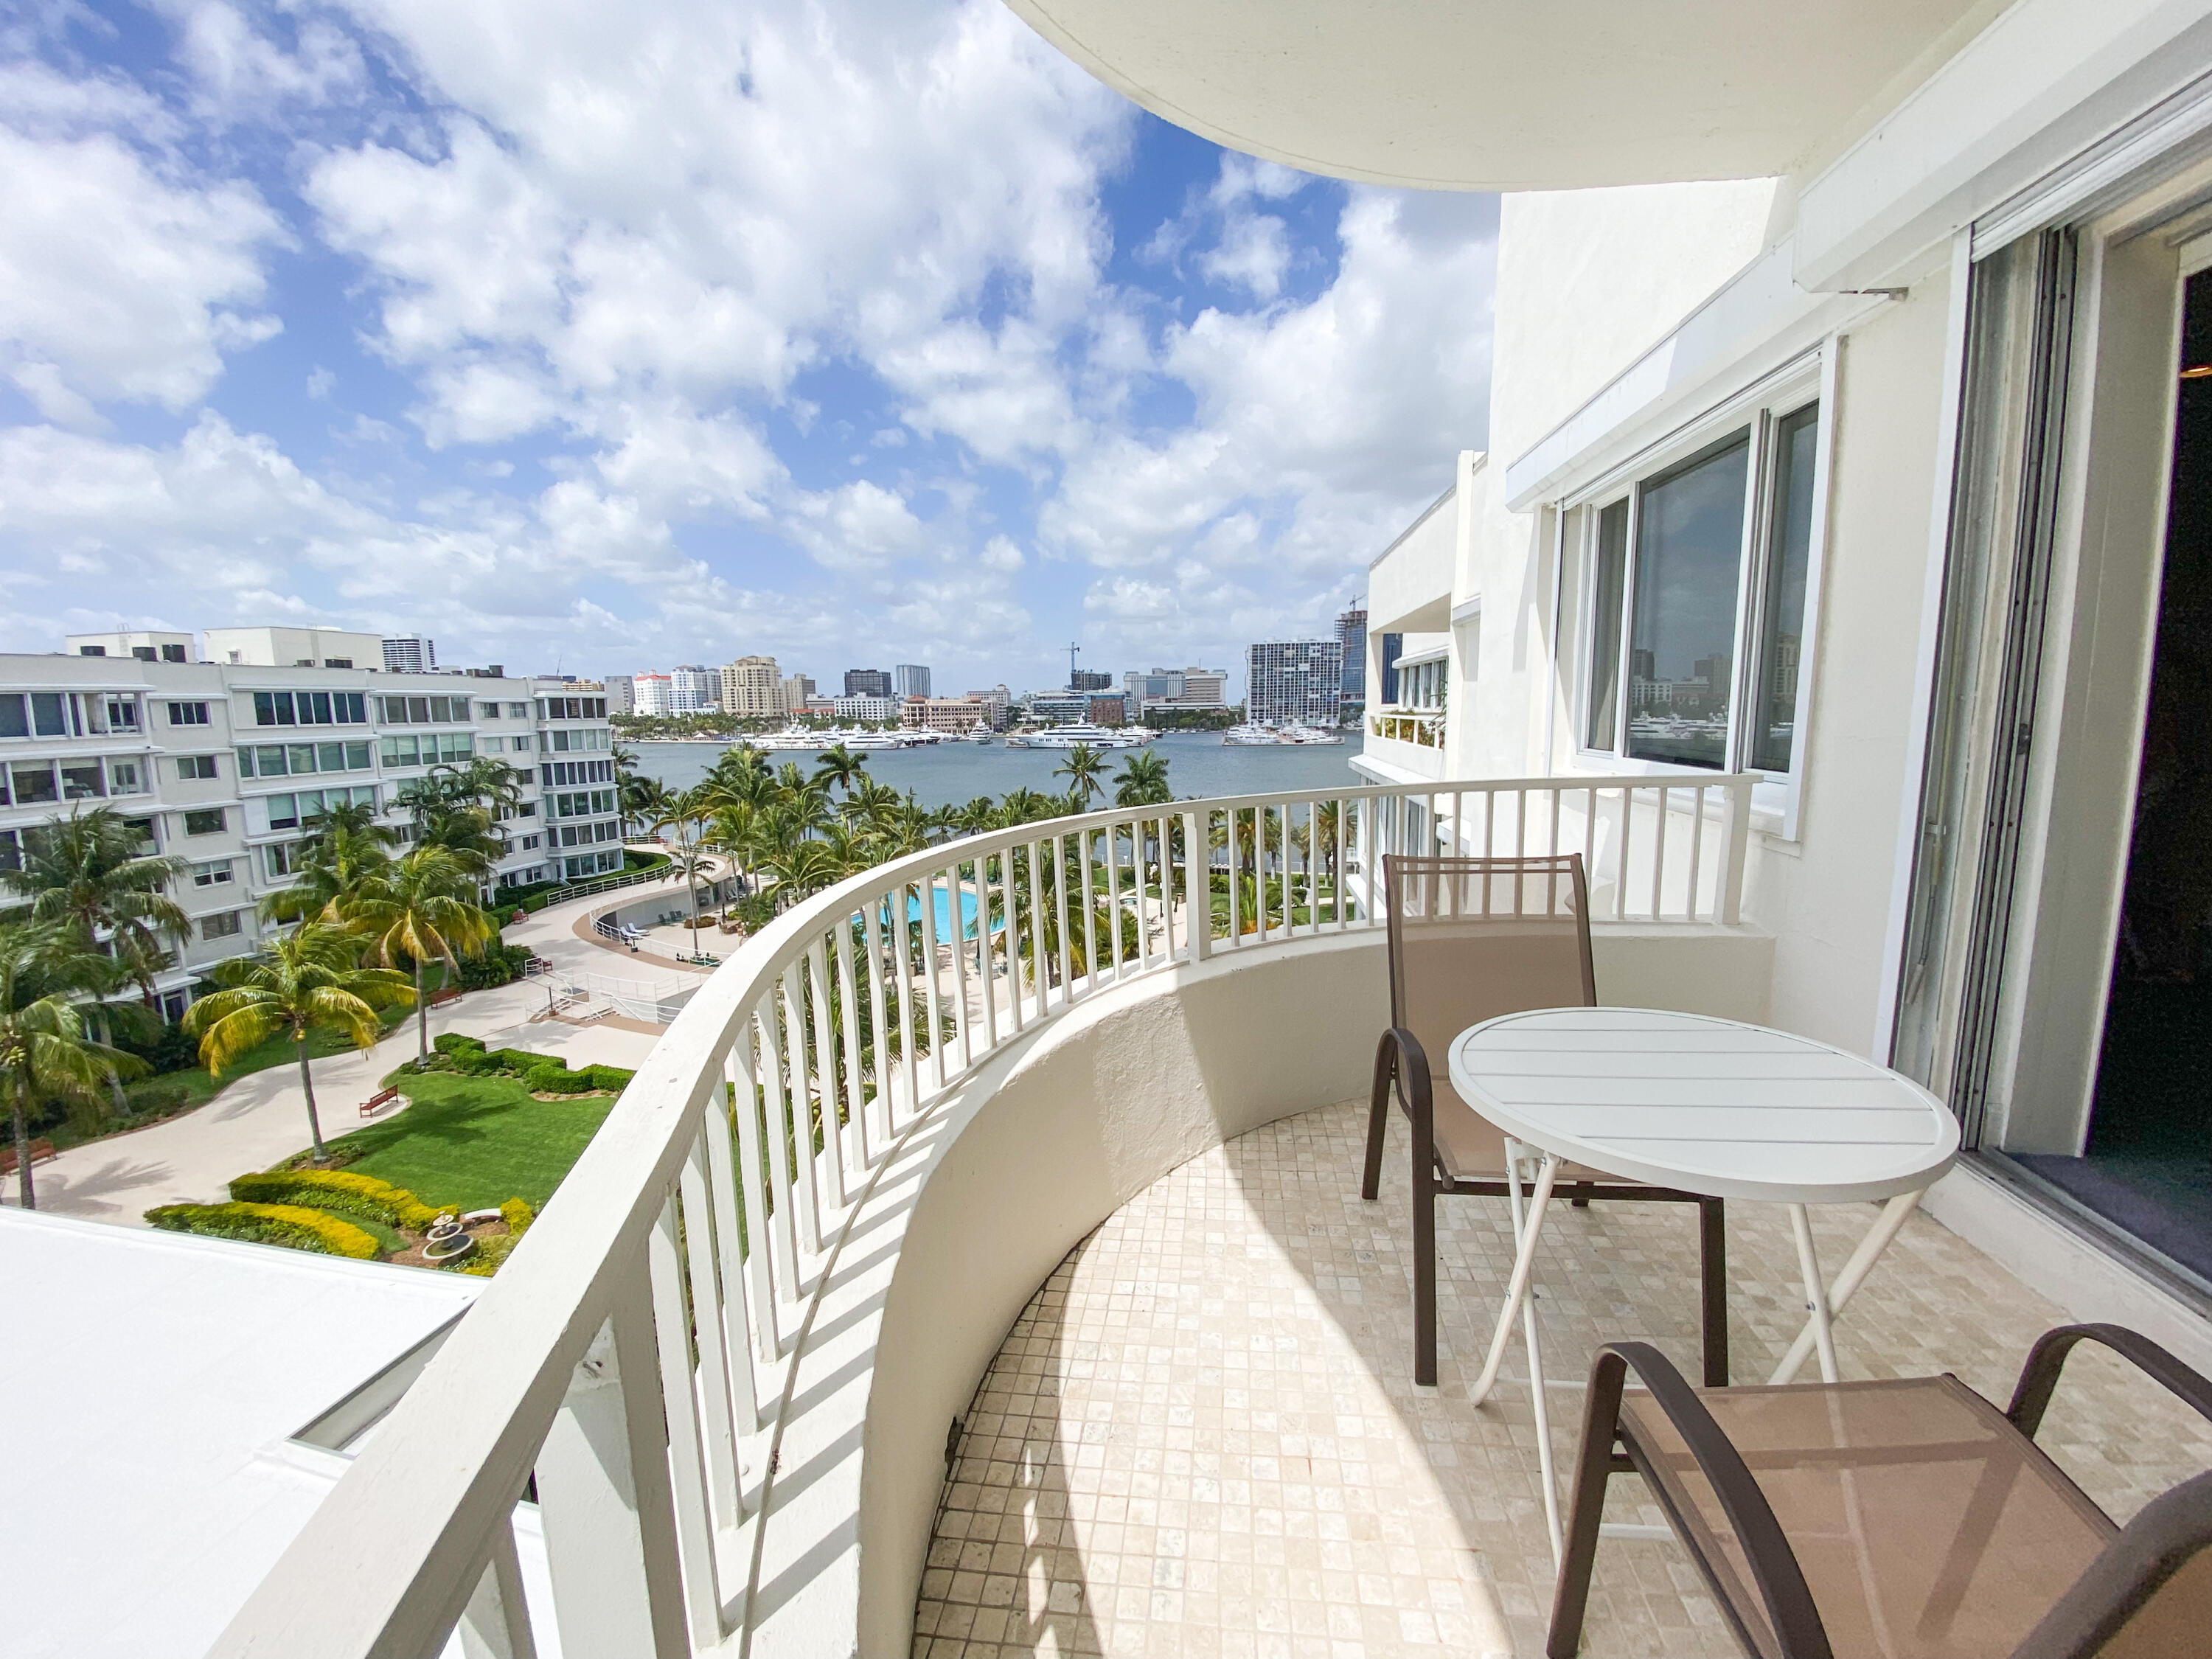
[631,730,1366,813]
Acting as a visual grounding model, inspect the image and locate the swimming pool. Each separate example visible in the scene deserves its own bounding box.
[886,886,998,941]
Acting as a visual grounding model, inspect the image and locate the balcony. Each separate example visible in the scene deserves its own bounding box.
[209,776,2202,1659]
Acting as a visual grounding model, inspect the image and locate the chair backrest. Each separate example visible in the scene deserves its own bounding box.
[2021,1469,2212,1658]
[1382,854,1596,1081]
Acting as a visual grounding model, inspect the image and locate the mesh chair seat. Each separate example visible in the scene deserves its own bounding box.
[1623,1375,2115,1659]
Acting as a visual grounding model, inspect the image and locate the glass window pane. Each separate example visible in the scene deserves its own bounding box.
[0,695,24,739]
[257,745,288,776]
[31,692,66,736]
[1587,500,1629,750]
[289,743,317,774]
[1752,406,1819,773]
[1627,434,1750,769]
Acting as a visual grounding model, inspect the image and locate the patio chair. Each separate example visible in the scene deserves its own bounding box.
[1548,1322,2212,1658]
[1363,852,1728,1387]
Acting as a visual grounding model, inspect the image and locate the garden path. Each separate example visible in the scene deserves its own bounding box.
[20,880,687,1225]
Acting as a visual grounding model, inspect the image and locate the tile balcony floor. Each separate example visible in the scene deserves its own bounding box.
[914,1099,2212,1658]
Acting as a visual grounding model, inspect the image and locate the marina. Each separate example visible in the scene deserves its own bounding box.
[630,728,1365,811]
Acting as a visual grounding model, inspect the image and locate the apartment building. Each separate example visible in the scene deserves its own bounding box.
[1334,608,1367,708]
[891,663,931,699]
[1245,639,1344,726]
[832,694,901,723]
[0,650,617,1015]
[964,686,1011,730]
[843,667,892,698]
[378,635,437,673]
[720,656,783,719]
[1121,665,1228,714]
[900,695,987,734]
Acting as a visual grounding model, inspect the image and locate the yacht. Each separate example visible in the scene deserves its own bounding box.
[1019,721,1154,751]
[1220,723,1281,746]
[1278,723,1346,745]
[965,721,997,744]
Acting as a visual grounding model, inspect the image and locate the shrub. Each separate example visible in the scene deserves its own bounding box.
[585,1064,633,1093]
[147,1201,380,1259]
[526,1065,596,1095]
[458,944,533,992]
[434,1032,485,1057]
[122,1020,201,1075]
[120,1079,191,1119]
[230,1169,442,1232]
[501,1197,535,1236]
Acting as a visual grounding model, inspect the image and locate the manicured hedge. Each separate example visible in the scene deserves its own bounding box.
[147,1200,380,1259]
[229,1169,444,1232]
[434,1034,630,1095]
[501,1197,535,1236]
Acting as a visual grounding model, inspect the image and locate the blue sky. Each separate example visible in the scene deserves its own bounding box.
[0,0,1497,696]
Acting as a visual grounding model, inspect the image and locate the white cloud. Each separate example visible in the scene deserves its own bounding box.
[0,122,284,420]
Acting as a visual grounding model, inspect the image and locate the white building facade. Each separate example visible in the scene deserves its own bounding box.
[0,653,616,1015]
[720,656,784,719]
[1245,641,1343,726]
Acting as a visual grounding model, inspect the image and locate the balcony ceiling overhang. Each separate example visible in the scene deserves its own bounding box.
[1004,0,1994,190]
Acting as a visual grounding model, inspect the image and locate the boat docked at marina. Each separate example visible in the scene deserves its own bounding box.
[1220,723,1281,745]
[1007,720,1153,751]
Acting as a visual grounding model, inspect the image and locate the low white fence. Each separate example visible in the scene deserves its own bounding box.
[213,771,1753,1658]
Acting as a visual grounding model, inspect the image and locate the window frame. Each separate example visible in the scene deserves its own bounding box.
[1566,354,1834,835]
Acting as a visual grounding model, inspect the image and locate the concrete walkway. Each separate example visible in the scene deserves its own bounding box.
[20,869,714,1227]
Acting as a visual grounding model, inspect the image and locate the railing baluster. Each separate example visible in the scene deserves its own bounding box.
[1054,835,1076,1009]
[726,1033,779,1363]
[806,939,847,1213]
[1079,826,1099,990]
[1158,813,1175,957]
[1720,777,1751,926]
[943,865,974,1074]
[1613,786,1631,922]
[1021,840,1046,1017]
[1228,807,1242,945]
[679,1131,745,1528]
[917,868,947,1095]
[1688,785,1709,923]
[831,914,869,1174]
[858,897,896,1145]
[456,1513,538,1659]
[647,1190,723,1644]
[1651,785,1670,924]
[1183,809,1209,963]
[754,995,802,1306]
[708,1045,770,1396]
[1334,798,1349,929]
[779,963,823,1256]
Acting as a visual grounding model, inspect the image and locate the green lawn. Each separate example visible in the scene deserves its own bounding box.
[321,1070,617,1211]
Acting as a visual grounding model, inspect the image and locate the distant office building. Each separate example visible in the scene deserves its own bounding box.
[1246,639,1345,726]
[606,676,637,715]
[844,668,892,698]
[833,694,901,723]
[781,673,815,712]
[379,635,437,674]
[964,686,1011,730]
[1026,691,1089,725]
[1069,668,1113,692]
[1123,666,1229,714]
[720,656,783,719]
[893,664,931,700]
[630,672,676,716]
[1335,607,1368,703]
[69,630,194,664]
[799,697,838,718]
[1087,692,1127,726]
[902,695,986,734]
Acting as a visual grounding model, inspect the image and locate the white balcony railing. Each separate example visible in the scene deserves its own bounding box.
[212,772,1753,1659]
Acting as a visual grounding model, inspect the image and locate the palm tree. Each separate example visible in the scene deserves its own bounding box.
[624,774,673,839]
[1113,750,1172,809]
[431,754,529,817]
[813,743,869,799]
[667,841,717,958]
[4,807,189,1012]
[0,924,147,1208]
[1054,742,1108,805]
[262,820,394,925]
[343,846,497,1060]
[184,923,414,1165]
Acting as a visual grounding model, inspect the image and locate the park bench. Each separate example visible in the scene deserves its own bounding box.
[359,1088,401,1119]
[0,1138,56,1175]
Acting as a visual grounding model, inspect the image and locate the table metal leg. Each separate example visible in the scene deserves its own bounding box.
[1503,1143,1565,1566]
[1470,1143,1561,1409]
[1786,1204,1841,1384]
[1770,1189,1925,1385]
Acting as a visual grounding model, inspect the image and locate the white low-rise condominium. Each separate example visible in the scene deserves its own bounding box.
[0,642,619,1018]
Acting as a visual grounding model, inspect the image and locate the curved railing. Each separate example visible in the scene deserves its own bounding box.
[211,771,1753,1658]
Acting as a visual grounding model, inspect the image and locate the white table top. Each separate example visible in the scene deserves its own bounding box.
[1447,1007,1960,1204]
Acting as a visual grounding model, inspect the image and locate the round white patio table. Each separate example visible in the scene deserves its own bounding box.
[1446,1006,1961,1564]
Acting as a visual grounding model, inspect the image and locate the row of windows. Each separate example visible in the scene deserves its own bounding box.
[376,694,472,725]
[544,727,611,753]
[564,849,622,878]
[1580,400,1819,777]
[380,732,476,768]
[555,821,623,847]
[543,697,607,720]
[192,858,234,888]
[264,785,378,831]
[540,759,615,786]
[167,700,209,726]
[549,789,618,818]
[4,756,147,807]
[237,740,375,779]
[0,692,140,740]
[254,690,369,728]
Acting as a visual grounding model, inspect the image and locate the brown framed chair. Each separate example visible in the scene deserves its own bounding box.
[1362,852,1728,1388]
[1548,1322,2212,1658]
